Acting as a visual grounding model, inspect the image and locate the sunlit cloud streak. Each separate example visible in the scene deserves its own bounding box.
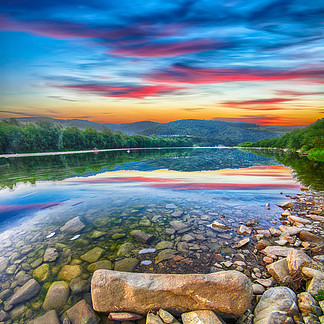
[219,98,295,110]
[147,64,324,84]
[56,83,182,99]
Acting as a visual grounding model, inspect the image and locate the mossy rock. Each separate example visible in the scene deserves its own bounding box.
[33,264,50,282]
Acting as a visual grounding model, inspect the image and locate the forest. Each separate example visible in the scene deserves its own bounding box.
[0,119,193,154]
[240,118,324,160]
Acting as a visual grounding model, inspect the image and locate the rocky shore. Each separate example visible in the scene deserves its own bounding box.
[0,188,324,323]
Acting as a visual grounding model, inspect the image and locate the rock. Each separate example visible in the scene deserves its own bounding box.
[287,249,314,274]
[281,210,291,217]
[157,309,180,323]
[58,265,82,281]
[60,216,85,234]
[66,299,98,324]
[255,239,270,250]
[70,277,90,294]
[255,278,273,288]
[254,287,299,324]
[300,231,324,244]
[211,221,231,230]
[171,210,183,217]
[182,234,195,242]
[266,258,290,284]
[156,241,173,250]
[10,305,27,319]
[0,256,8,273]
[91,270,252,317]
[307,277,324,296]
[277,201,294,209]
[246,219,259,226]
[81,247,104,263]
[288,215,312,225]
[33,310,60,324]
[0,310,8,321]
[87,260,112,272]
[170,221,190,232]
[33,264,50,282]
[91,231,106,239]
[306,214,324,222]
[238,225,252,236]
[166,203,177,209]
[262,245,294,257]
[108,312,143,321]
[302,267,324,279]
[43,281,70,311]
[117,243,135,257]
[314,255,324,262]
[279,225,307,235]
[44,248,59,262]
[232,238,250,249]
[130,230,154,243]
[156,249,177,263]
[269,228,282,236]
[112,233,126,240]
[9,279,41,305]
[298,292,322,317]
[181,310,225,324]
[114,258,139,272]
[147,313,164,324]
[252,284,265,295]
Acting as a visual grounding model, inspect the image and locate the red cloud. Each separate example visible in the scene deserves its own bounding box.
[220,98,294,110]
[109,39,228,57]
[275,90,324,96]
[56,83,182,99]
[146,65,324,84]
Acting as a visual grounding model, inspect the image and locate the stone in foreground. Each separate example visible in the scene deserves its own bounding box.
[33,310,60,324]
[9,279,41,305]
[254,287,300,324]
[181,310,225,324]
[43,281,70,311]
[91,270,252,317]
[66,299,98,324]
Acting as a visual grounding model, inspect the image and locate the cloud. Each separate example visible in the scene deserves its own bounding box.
[109,39,229,57]
[219,98,294,110]
[182,107,206,111]
[275,90,324,96]
[146,64,324,84]
[55,82,182,99]
[47,95,80,102]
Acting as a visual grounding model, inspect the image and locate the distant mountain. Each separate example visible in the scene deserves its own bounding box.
[0,117,301,146]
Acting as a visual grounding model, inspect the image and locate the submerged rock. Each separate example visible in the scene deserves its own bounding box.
[9,279,41,305]
[81,247,104,263]
[87,260,112,272]
[91,270,252,317]
[43,248,58,262]
[66,299,98,324]
[130,230,154,243]
[57,265,82,281]
[43,281,70,311]
[33,264,50,282]
[114,258,139,272]
[155,249,177,263]
[33,310,60,324]
[60,216,85,234]
[117,243,135,257]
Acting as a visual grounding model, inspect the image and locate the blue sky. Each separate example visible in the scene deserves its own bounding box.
[0,0,323,125]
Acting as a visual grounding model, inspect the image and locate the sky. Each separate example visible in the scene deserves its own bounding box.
[0,0,323,126]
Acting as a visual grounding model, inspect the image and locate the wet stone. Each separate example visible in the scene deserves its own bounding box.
[81,247,104,263]
[169,221,189,232]
[87,260,112,272]
[155,241,173,250]
[70,277,90,295]
[156,249,177,263]
[66,299,98,324]
[33,310,60,324]
[9,279,41,305]
[44,248,59,262]
[117,243,135,257]
[43,281,70,311]
[33,263,50,282]
[60,216,85,234]
[112,233,126,240]
[58,265,82,281]
[130,230,154,244]
[114,258,139,272]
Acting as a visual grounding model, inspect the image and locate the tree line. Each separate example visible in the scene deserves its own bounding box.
[239,118,324,154]
[0,119,193,154]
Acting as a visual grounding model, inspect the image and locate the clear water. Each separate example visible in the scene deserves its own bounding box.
[0,148,321,323]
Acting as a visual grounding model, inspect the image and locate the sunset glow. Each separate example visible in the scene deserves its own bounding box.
[0,1,323,125]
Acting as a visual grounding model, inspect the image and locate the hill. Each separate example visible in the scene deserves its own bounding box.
[240,118,324,160]
[0,117,300,146]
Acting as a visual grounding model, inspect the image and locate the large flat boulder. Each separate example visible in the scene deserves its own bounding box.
[91,270,252,317]
[9,279,41,305]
